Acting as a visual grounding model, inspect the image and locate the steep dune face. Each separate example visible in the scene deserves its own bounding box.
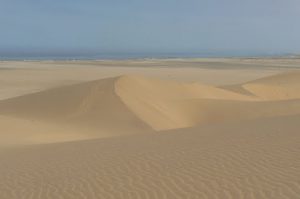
[115,75,300,130]
[115,75,257,130]
[242,72,300,100]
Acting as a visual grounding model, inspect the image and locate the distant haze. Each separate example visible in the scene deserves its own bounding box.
[1,0,300,57]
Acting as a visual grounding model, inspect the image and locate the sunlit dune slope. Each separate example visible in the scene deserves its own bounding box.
[115,75,258,130]
[115,75,300,130]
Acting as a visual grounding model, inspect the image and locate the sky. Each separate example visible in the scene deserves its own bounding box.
[0,0,300,56]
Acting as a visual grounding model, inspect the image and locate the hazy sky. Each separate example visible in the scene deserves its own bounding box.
[0,0,300,55]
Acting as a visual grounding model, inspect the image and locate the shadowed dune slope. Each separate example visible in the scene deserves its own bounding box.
[0,77,153,144]
[0,114,299,199]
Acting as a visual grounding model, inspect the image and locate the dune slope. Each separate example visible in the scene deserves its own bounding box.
[115,75,300,129]
[1,74,257,134]
[115,75,257,130]
[1,73,300,146]
[242,71,300,100]
[0,71,300,198]
[0,114,299,199]
[0,77,153,145]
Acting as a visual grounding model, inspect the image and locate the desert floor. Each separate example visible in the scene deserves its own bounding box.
[0,58,300,199]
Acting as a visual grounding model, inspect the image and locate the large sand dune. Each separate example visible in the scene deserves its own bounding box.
[0,114,299,199]
[116,75,300,130]
[0,73,300,138]
[0,61,300,199]
[0,77,153,146]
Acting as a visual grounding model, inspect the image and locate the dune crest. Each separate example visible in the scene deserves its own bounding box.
[115,74,300,130]
[0,77,153,145]
[114,75,258,130]
[1,72,300,145]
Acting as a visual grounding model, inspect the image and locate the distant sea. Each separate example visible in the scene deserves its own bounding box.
[0,51,291,61]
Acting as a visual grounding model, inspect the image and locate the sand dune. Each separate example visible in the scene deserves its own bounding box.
[1,73,300,144]
[1,74,257,136]
[0,64,300,199]
[0,114,299,199]
[242,71,300,100]
[115,75,300,130]
[115,75,258,130]
[0,77,153,145]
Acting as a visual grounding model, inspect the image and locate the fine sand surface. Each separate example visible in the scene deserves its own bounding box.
[0,59,300,198]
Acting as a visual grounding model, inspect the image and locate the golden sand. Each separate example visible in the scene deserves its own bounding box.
[0,59,299,198]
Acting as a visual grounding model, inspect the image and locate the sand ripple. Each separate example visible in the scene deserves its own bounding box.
[0,115,299,199]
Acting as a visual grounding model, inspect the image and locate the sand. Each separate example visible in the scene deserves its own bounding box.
[0,58,300,198]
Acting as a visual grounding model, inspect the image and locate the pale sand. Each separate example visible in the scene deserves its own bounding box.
[0,59,300,198]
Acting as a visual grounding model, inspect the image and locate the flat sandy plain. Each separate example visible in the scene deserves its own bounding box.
[0,58,300,199]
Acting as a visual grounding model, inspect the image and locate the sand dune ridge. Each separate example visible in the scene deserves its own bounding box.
[0,63,300,199]
[0,73,300,145]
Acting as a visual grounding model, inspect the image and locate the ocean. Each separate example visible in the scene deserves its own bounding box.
[0,51,283,61]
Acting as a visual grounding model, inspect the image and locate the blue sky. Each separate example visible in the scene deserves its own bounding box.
[0,0,300,55]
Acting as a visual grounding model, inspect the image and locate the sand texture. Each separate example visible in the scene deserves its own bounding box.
[0,59,299,198]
